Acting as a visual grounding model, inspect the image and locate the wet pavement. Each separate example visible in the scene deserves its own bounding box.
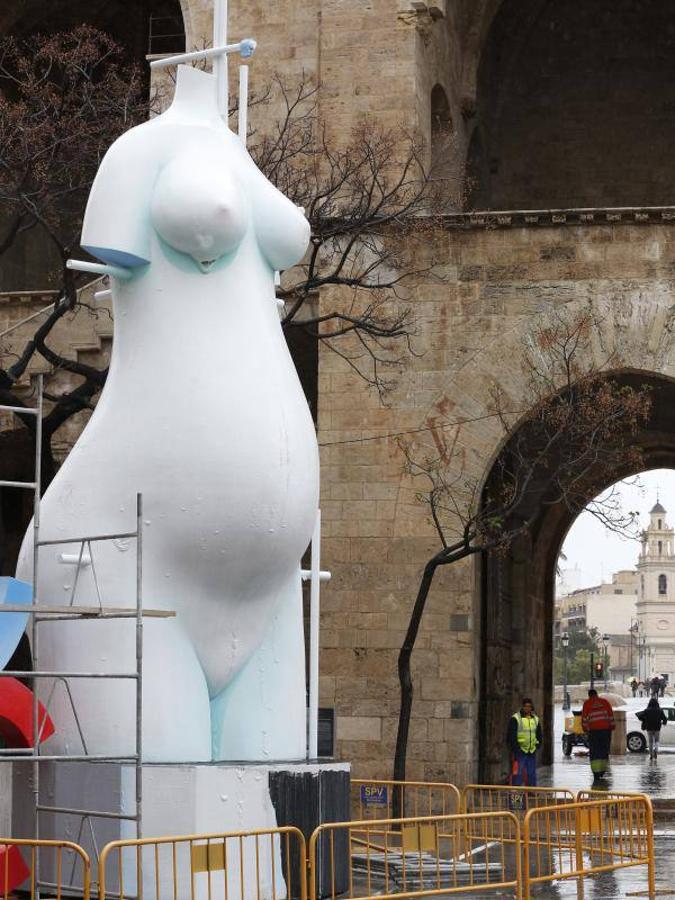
[524,704,675,896]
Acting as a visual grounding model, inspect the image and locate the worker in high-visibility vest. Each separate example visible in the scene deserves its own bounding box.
[506,698,543,787]
[582,688,615,781]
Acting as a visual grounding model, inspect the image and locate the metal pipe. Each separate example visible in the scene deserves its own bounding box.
[32,374,42,879]
[136,492,143,839]
[38,531,137,546]
[213,0,228,115]
[0,671,139,679]
[0,303,57,340]
[301,570,331,582]
[308,510,321,759]
[66,259,133,281]
[238,65,249,144]
[36,805,138,821]
[0,753,138,761]
[94,289,112,302]
[58,553,92,566]
[0,480,37,489]
[0,404,39,416]
[149,39,256,70]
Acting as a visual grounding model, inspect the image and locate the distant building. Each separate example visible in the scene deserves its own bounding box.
[556,500,675,682]
[636,502,675,681]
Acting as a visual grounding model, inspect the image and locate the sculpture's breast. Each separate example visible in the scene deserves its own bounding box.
[150,147,248,272]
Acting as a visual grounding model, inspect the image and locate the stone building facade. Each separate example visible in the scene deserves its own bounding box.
[637,503,675,681]
[4,1,675,786]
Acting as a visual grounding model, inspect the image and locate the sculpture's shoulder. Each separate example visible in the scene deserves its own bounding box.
[81,118,182,267]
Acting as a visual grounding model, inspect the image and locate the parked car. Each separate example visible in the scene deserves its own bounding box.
[625,702,675,752]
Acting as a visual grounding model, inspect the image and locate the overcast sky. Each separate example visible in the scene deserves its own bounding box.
[558,468,675,593]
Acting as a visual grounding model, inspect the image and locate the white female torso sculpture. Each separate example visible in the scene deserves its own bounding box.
[16,65,319,763]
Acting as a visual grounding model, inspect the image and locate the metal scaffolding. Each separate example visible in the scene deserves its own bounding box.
[0,373,170,896]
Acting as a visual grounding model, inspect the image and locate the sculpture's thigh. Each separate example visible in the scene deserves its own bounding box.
[211,571,306,761]
[32,617,211,762]
[142,617,212,762]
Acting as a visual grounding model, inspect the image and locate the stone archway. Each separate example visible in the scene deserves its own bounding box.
[469,0,675,209]
[478,371,675,782]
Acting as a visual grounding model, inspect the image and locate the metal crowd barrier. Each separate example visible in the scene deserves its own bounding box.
[463,783,575,817]
[309,812,522,900]
[522,795,655,897]
[0,786,656,900]
[351,779,461,821]
[0,838,91,900]
[98,826,306,900]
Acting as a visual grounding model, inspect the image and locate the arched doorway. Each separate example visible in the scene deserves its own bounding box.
[478,371,675,781]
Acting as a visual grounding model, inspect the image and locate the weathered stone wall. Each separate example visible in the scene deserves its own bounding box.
[318,217,675,783]
[471,0,675,210]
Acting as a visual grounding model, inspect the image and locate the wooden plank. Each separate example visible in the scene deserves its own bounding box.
[0,605,175,618]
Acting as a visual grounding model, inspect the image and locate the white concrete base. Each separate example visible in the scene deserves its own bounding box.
[13,760,350,898]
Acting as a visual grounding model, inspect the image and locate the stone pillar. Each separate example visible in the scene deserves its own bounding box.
[610,710,626,755]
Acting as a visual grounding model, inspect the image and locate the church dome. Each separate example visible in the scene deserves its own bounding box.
[651,501,666,514]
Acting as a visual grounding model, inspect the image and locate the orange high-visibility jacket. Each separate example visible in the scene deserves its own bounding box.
[581,696,615,732]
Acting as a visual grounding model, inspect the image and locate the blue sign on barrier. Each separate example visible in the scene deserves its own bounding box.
[360,784,388,806]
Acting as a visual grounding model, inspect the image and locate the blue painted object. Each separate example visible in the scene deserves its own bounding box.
[0,577,32,669]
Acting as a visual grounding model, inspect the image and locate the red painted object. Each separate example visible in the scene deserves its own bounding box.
[0,844,30,893]
[0,677,54,747]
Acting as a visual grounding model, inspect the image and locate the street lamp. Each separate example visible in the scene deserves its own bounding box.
[561,632,570,711]
[602,633,610,690]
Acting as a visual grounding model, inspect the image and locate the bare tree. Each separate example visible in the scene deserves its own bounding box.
[0,26,150,480]
[252,76,451,395]
[393,310,652,786]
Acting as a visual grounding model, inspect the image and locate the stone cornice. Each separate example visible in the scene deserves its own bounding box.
[440,206,675,231]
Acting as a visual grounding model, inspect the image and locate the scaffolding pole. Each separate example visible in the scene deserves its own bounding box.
[0,374,147,896]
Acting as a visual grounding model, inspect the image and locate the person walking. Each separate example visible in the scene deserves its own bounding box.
[637,697,667,760]
[581,689,615,781]
[507,698,542,787]
[630,677,638,698]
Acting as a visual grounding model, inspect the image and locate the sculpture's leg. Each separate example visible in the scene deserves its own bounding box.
[211,570,306,761]
[142,617,213,762]
[29,616,211,763]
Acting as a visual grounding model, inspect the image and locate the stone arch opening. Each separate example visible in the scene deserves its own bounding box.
[4,0,186,59]
[469,0,675,210]
[430,84,457,207]
[478,370,675,781]
[431,84,452,156]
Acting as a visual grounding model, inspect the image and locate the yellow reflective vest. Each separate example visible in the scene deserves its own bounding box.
[513,712,539,753]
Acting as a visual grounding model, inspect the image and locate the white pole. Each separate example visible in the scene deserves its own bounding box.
[238,65,249,145]
[213,0,229,118]
[308,510,321,759]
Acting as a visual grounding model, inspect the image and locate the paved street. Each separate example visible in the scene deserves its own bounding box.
[523,704,675,896]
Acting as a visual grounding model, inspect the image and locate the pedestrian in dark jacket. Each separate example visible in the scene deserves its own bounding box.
[637,697,667,760]
[506,698,543,786]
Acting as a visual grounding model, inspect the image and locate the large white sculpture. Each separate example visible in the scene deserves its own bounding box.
[16,64,319,762]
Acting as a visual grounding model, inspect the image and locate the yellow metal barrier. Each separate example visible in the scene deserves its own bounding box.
[309,812,522,900]
[463,784,575,817]
[98,826,306,900]
[351,779,461,821]
[0,838,91,900]
[522,796,655,897]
